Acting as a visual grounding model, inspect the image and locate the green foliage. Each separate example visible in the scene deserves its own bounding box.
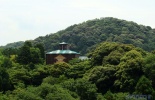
[2,17,155,55]
[1,57,12,68]
[34,43,45,59]
[16,41,44,65]
[102,50,122,66]
[87,42,147,94]
[1,41,24,48]
[42,75,67,85]
[135,75,154,95]
[16,41,32,64]
[87,66,116,94]
[61,78,97,100]
[143,54,155,88]
[103,91,129,100]
[113,92,129,100]
[89,42,135,66]
[114,50,144,92]
[74,79,97,100]
[66,60,92,79]
[0,66,12,92]
[1,48,18,57]
[37,83,78,100]
[103,91,115,100]
[0,92,17,100]
[30,65,50,85]
[1,39,155,100]
[30,47,43,64]
[16,89,42,100]
[96,93,105,100]
[49,62,71,77]
[68,58,81,65]
[25,17,155,55]
[45,93,77,100]
[8,65,31,86]
[37,83,55,98]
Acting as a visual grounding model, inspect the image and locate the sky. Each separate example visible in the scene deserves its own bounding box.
[0,0,155,46]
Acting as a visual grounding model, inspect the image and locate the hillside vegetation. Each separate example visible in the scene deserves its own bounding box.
[32,17,155,54]
[3,17,155,55]
[0,41,155,99]
[1,17,155,99]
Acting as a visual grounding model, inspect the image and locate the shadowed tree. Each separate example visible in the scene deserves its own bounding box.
[135,75,154,95]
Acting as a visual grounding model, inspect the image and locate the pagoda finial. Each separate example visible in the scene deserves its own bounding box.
[59,42,68,50]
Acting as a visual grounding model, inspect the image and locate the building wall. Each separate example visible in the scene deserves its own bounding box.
[46,54,80,64]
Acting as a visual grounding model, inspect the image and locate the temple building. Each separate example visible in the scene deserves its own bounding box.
[46,42,80,64]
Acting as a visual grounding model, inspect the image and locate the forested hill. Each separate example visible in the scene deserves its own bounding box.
[4,17,155,54]
[33,17,155,54]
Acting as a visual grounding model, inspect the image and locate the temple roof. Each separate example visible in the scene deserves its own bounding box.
[59,42,68,44]
[46,50,80,54]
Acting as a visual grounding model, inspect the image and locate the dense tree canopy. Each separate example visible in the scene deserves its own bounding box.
[33,17,155,54]
[2,17,155,55]
[0,41,155,99]
[1,17,155,99]
[16,41,44,65]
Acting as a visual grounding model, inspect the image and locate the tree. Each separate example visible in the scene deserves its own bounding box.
[2,48,18,57]
[0,66,12,92]
[30,65,50,85]
[103,91,115,100]
[87,65,116,94]
[49,62,71,77]
[16,41,43,65]
[16,41,32,64]
[61,78,97,100]
[3,17,155,54]
[89,42,135,66]
[114,50,144,92]
[43,75,67,85]
[16,89,42,100]
[135,75,154,95]
[74,79,97,100]
[66,60,91,79]
[30,47,43,64]
[1,57,12,68]
[143,54,155,88]
[37,83,77,100]
[9,66,31,86]
[35,43,45,59]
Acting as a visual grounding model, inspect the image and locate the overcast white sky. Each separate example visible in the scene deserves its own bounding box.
[0,0,155,46]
